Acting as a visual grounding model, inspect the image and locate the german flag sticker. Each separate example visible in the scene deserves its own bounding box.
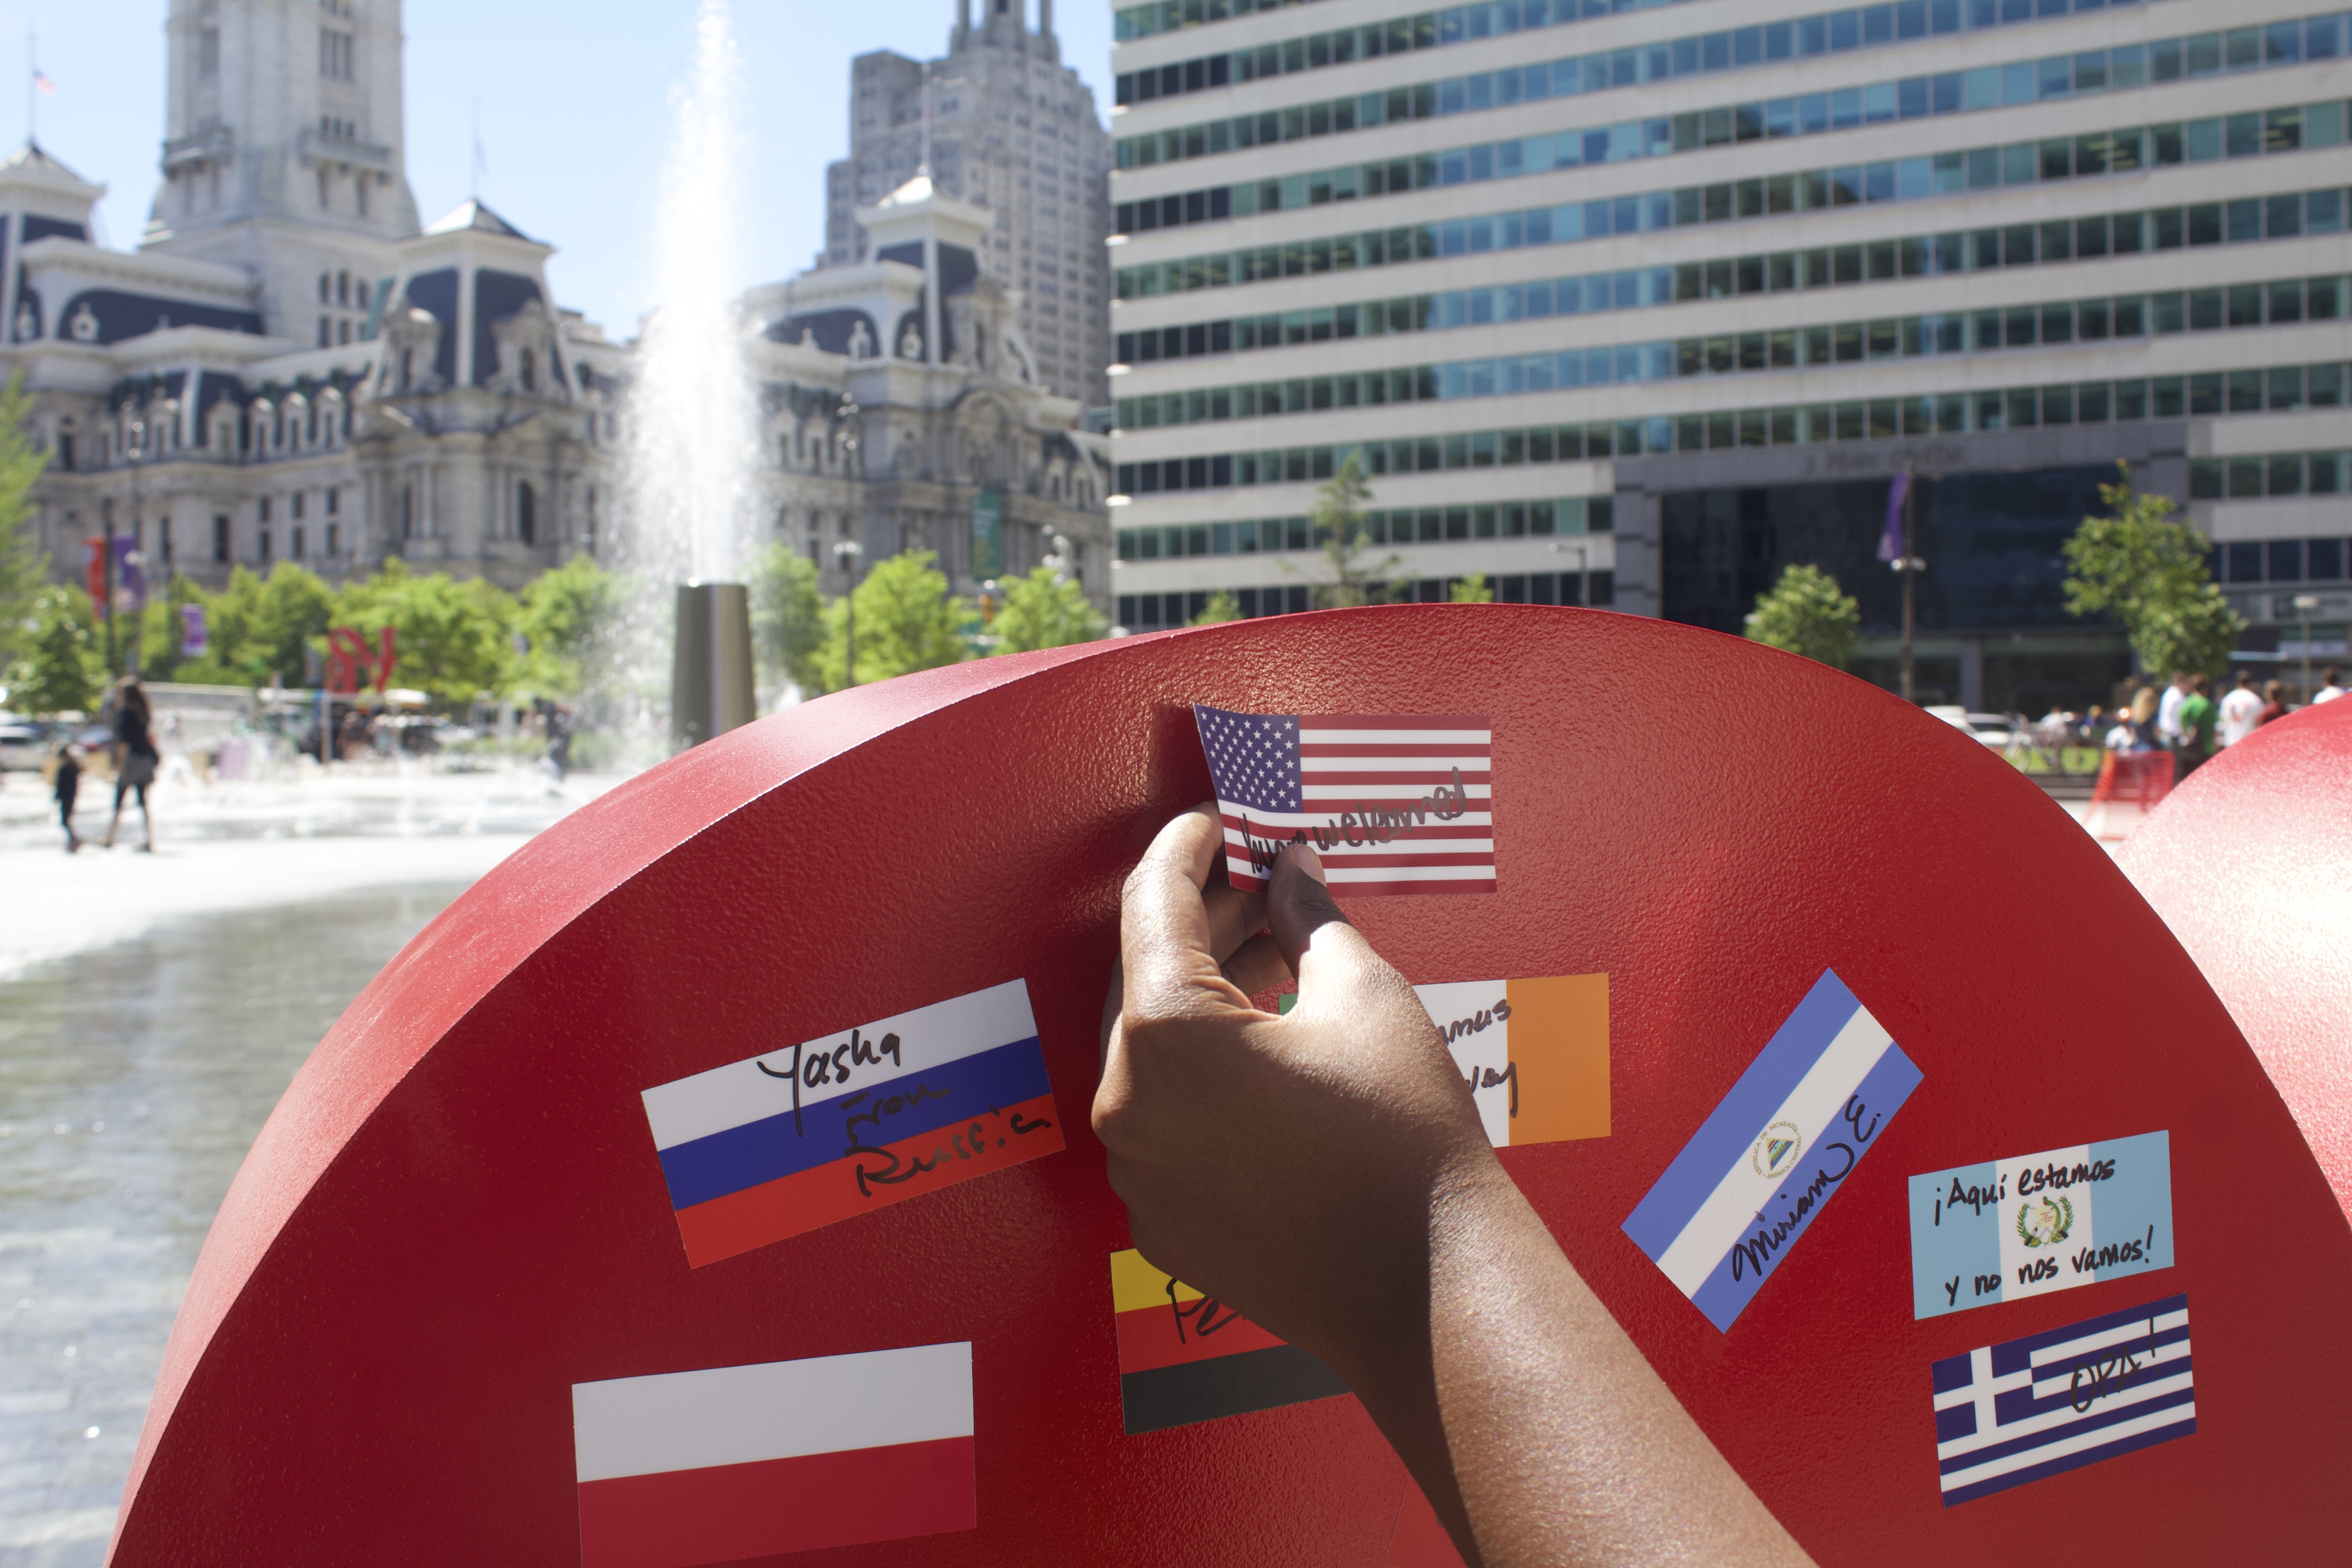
[1107,1250,1350,1436]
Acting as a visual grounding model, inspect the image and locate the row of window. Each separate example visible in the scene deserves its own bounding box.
[1115,272,2348,431]
[1116,185,2352,365]
[1117,0,1675,44]
[1114,98,2343,292]
[1108,362,2352,496]
[1118,574,1613,633]
[1120,102,2341,236]
[2193,455,2352,505]
[2220,537,2352,584]
[1118,497,1613,559]
[1115,0,2129,103]
[1115,11,2339,169]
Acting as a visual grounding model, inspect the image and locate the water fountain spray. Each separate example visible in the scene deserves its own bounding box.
[622,0,760,749]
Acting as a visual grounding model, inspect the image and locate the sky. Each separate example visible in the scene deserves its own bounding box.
[0,0,1117,338]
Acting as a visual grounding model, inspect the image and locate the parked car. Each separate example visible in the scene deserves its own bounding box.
[1923,706,2024,749]
[0,716,50,771]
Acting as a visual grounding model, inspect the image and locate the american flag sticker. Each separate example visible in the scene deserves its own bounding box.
[1932,1294,2195,1506]
[1192,706,1495,896]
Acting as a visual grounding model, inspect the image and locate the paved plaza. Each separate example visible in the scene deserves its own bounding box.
[0,765,618,1565]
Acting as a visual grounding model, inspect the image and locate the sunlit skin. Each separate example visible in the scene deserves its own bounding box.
[1095,806,1818,1568]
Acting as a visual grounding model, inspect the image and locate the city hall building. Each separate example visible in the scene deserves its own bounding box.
[1106,0,2352,708]
[6,0,1108,615]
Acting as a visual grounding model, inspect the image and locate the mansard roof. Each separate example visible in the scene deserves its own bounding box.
[422,198,535,242]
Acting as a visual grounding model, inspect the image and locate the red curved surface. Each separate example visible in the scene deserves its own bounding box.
[2120,698,2352,1221]
[108,606,2352,1566]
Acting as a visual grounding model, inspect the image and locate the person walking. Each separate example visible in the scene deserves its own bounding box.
[103,679,159,852]
[2154,670,2189,749]
[2127,686,2161,750]
[2217,671,2264,748]
[2174,673,2217,778]
[50,740,83,853]
[2257,679,2291,727]
[2317,666,2346,704]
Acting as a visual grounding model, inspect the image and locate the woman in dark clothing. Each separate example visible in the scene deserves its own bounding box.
[104,680,159,852]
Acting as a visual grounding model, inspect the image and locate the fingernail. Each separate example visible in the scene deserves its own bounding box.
[1291,844,1327,884]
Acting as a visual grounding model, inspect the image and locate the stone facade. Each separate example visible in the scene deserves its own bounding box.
[821,0,1113,411]
[3,0,1107,621]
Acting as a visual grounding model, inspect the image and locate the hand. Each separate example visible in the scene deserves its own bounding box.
[1094,807,1818,1568]
[1094,804,1498,1379]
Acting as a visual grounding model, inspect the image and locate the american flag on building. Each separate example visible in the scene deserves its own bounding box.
[1192,705,1495,896]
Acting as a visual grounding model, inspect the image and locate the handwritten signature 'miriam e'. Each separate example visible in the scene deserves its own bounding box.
[1239,766,1475,877]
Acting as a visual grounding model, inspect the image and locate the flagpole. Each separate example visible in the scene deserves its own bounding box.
[1898,463,1916,704]
[28,27,38,145]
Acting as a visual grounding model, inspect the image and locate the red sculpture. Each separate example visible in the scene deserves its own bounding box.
[107,607,2352,1566]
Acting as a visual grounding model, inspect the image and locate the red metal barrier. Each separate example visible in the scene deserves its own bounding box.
[106,607,2352,1567]
[2120,698,2352,1222]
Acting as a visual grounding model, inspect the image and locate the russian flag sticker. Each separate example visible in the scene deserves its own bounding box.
[572,1342,976,1568]
[640,980,1063,1267]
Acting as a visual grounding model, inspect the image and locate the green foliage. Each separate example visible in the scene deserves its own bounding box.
[515,554,623,699]
[0,373,49,680]
[1744,563,1861,670]
[1190,589,1243,627]
[992,564,1107,653]
[814,550,966,691]
[333,559,516,706]
[748,543,826,694]
[2063,465,2243,678]
[1449,573,1495,604]
[7,585,102,714]
[134,573,212,685]
[1306,452,1402,609]
[166,564,336,688]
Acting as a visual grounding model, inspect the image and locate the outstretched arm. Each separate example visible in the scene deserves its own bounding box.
[1093,807,1814,1568]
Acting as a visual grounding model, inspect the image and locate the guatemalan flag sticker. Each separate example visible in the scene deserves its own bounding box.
[1622,969,1921,1332]
[640,981,1063,1267]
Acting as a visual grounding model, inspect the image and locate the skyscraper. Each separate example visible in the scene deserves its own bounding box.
[822,0,1116,409]
[1107,0,2352,708]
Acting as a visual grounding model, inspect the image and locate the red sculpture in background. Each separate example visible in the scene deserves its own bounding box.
[323,625,397,696]
[2121,697,2352,1221]
[102,607,2352,1567]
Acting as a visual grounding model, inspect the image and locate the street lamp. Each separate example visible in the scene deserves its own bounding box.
[1888,466,1927,703]
[834,539,865,686]
[1549,541,1589,608]
[2294,593,2322,702]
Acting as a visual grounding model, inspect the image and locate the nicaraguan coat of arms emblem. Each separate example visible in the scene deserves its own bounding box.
[2015,1195,2074,1248]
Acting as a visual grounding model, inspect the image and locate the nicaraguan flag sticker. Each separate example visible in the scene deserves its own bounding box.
[1622,968,1921,1332]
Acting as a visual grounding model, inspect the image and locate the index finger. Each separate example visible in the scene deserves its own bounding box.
[1118,804,1251,1024]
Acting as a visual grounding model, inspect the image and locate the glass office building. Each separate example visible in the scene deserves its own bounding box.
[1106,0,2352,707]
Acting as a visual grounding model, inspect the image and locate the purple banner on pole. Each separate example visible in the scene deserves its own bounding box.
[1877,473,1911,564]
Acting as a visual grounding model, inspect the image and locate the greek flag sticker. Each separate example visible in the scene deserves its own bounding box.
[1623,969,1922,1332]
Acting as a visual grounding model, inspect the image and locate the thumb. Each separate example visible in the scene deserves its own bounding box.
[1267,843,1384,1002]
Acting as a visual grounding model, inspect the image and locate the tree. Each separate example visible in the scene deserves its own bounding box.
[0,373,50,682]
[169,564,337,689]
[1449,573,1495,604]
[6,585,102,715]
[1744,563,1860,669]
[992,563,1107,653]
[813,549,966,691]
[331,559,516,706]
[516,554,623,699]
[748,543,826,695]
[1191,590,1243,627]
[2063,466,2242,680]
[1304,452,1402,609]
